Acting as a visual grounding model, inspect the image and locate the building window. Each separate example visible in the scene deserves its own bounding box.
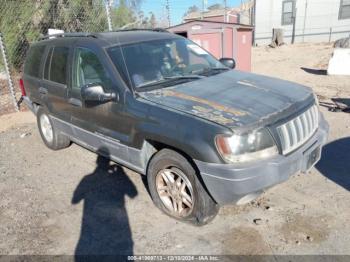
[339,0,350,19]
[282,0,295,25]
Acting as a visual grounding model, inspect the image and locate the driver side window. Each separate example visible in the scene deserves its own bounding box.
[73,48,111,91]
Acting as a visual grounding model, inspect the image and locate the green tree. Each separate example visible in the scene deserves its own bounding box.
[0,0,147,71]
[112,0,137,29]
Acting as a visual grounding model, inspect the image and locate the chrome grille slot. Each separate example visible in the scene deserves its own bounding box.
[277,105,319,154]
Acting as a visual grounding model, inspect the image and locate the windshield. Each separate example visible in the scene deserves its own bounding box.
[108,38,227,91]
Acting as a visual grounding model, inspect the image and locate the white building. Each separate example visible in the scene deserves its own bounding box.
[255,0,350,45]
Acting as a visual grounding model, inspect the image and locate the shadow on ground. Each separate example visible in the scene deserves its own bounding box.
[300,67,327,75]
[316,137,350,191]
[72,148,137,259]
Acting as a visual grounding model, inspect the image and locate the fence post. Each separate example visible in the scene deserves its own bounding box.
[0,33,19,112]
[105,0,113,31]
[329,27,332,42]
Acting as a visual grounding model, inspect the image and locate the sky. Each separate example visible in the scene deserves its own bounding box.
[140,0,243,26]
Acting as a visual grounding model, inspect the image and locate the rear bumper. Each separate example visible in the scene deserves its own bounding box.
[195,113,329,205]
[22,96,37,114]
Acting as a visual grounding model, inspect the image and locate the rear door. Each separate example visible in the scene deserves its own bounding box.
[41,45,71,122]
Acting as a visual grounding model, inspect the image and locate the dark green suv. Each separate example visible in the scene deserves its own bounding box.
[21,30,328,225]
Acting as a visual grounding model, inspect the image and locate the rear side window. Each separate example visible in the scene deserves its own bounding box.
[44,46,69,84]
[24,45,46,78]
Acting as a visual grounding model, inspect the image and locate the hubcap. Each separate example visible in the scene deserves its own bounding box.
[40,114,53,143]
[155,167,194,217]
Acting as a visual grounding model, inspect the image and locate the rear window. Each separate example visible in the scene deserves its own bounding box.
[44,46,69,85]
[24,45,46,78]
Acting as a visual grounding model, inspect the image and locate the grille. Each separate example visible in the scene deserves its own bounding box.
[277,105,319,154]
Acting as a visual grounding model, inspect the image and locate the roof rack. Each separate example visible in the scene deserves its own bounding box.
[112,28,168,33]
[40,32,97,40]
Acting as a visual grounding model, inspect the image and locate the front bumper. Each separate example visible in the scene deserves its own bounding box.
[195,113,329,205]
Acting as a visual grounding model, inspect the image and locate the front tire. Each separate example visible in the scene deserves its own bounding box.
[37,107,70,150]
[147,149,218,225]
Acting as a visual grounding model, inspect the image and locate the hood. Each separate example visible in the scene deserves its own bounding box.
[139,70,314,130]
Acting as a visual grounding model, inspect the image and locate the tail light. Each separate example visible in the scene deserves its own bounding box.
[19,78,26,96]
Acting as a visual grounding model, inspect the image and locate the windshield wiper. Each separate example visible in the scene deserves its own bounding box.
[137,75,203,89]
[164,75,204,80]
[196,67,230,76]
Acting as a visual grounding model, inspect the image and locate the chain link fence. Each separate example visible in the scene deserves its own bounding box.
[0,33,18,115]
[0,0,114,115]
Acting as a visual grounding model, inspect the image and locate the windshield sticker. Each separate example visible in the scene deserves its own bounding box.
[187,44,208,55]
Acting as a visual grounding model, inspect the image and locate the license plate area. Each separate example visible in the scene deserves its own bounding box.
[303,146,321,172]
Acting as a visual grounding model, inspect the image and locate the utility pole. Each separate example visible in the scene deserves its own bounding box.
[302,0,308,42]
[166,0,171,27]
[105,0,112,31]
[224,0,227,22]
[201,0,204,20]
[252,0,256,45]
[291,7,297,44]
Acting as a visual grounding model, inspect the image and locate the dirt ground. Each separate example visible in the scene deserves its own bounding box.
[0,43,350,257]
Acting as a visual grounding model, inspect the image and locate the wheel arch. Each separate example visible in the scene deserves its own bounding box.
[143,139,216,203]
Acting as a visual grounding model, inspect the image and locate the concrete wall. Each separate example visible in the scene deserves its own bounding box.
[255,0,350,45]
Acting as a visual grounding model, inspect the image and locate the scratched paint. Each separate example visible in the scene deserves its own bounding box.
[161,90,247,117]
[139,70,313,129]
[191,105,235,125]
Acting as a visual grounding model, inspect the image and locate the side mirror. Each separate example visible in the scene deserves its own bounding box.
[81,83,118,103]
[219,58,236,69]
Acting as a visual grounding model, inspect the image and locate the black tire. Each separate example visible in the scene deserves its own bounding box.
[37,107,70,150]
[147,148,219,225]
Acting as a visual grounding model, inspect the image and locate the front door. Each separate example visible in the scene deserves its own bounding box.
[67,47,128,151]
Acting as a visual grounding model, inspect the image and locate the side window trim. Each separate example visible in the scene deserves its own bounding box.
[72,46,112,91]
[71,47,81,94]
[48,48,54,81]
[42,46,70,86]
[43,46,54,81]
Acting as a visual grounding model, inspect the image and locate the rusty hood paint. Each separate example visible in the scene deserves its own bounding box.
[139,70,314,130]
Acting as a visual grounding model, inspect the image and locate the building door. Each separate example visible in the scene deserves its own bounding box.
[190,30,223,59]
[236,29,252,71]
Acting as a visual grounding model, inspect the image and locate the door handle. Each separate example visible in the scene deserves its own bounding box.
[38,87,48,95]
[68,98,82,107]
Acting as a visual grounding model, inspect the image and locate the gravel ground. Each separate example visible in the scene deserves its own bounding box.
[0,43,349,257]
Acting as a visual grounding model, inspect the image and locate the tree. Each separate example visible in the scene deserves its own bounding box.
[149,12,157,28]
[112,0,137,29]
[0,0,145,70]
[207,3,223,10]
[183,5,200,18]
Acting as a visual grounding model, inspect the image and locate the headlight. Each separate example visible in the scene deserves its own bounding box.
[215,128,278,163]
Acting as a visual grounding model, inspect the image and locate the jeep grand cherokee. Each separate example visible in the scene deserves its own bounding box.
[21,30,329,225]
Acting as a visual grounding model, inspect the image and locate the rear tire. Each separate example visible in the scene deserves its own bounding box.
[147,148,219,225]
[37,107,70,150]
